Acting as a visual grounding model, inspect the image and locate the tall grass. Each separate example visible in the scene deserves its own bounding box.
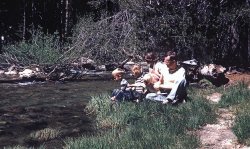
[64,89,216,149]
[0,30,62,65]
[233,106,250,146]
[218,82,250,145]
[218,82,250,108]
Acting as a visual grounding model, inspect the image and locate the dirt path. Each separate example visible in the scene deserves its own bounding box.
[198,106,243,149]
[197,82,250,149]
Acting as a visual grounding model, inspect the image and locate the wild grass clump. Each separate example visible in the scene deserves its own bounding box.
[233,105,250,146]
[218,82,250,108]
[28,128,61,142]
[218,82,250,145]
[65,90,216,149]
[0,30,62,65]
[219,82,250,146]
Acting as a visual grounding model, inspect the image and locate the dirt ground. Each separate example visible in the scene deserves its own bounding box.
[225,72,250,85]
[197,72,250,149]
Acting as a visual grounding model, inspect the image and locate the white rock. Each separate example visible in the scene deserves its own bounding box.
[0,70,4,75]
[182,59,198,66]
[19,69,35,78]
[4,70,18,75]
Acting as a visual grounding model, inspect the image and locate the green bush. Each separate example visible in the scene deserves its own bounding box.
[72,0,250,65]
[0,30,62,65]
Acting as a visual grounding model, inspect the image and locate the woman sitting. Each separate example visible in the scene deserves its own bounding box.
[144,51,167,82]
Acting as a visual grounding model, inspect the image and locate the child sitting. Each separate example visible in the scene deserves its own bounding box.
[111,64,147,102]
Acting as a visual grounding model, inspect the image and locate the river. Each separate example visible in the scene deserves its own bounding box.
[0,80,120,148]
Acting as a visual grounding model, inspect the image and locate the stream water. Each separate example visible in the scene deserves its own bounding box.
[0,80,120,148]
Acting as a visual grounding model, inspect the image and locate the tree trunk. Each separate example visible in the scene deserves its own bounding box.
[247,24,250,66]
[239,23,249,67]
[60,0,64,41]
[22,0,26,40]
[64,0,69,38]
[31,0,34,32]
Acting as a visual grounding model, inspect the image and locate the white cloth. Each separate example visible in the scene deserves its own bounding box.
[161,67,186,85]
[154,62,168,74]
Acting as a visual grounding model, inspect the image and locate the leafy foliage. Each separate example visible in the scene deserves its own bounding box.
[71,11,139,64]
[1,0,249,65]
[71,0,250,65]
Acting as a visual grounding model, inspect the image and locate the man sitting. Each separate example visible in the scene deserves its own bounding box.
[146,51,187,105]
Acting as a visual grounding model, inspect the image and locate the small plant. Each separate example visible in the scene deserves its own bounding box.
[28,128,61,142]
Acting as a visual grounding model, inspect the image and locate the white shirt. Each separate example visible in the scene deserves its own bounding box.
[160,66,186,88]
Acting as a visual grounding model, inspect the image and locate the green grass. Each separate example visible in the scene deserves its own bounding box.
[218,82,250,108]
[218,82,250,146]
[0,30,62,65]
[64,88,216,149]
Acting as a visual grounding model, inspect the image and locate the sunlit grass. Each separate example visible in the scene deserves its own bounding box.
[219,82,250,108]
[218,82,250,145]
[64,87,216,149]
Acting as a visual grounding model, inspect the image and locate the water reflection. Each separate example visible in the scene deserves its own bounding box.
[0,80,119,107]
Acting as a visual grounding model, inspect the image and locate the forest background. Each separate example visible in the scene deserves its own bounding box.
[0,0,249,67]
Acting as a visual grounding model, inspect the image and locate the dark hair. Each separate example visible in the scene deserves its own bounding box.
[165,51,177,61]
[144,52,158,62]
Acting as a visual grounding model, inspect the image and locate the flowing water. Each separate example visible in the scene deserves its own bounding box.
[0,80,120,148]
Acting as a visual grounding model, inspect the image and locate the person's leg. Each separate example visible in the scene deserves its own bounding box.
[112,89,120,97]
[132,91,145,102]
[146,93,167,102]
[111,89,125,101]
[164,78,187,103]
[123,90,135,101]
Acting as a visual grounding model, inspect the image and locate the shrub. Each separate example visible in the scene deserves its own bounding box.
[0,30,62,65]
